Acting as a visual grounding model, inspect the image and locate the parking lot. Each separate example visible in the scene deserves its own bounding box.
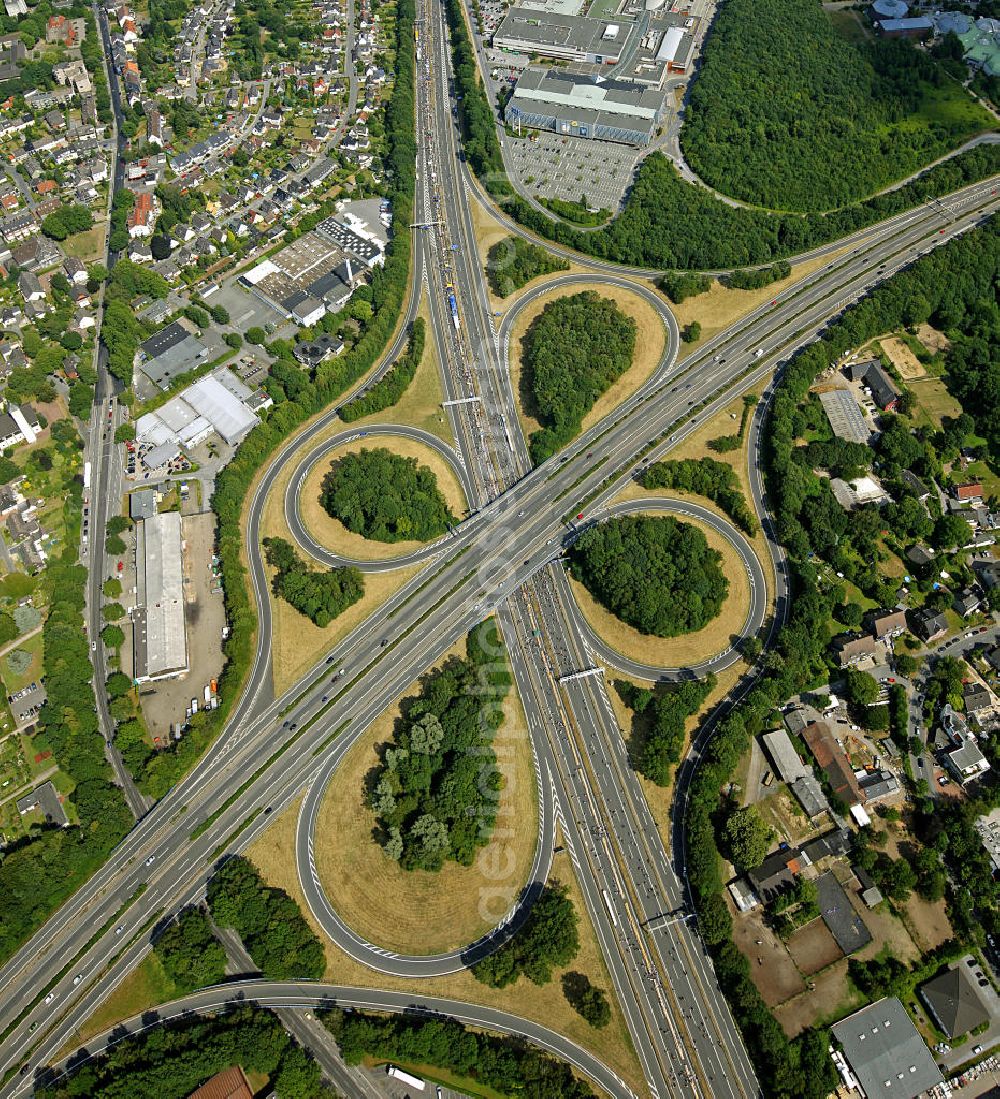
[505,130,639,212]
[210,276,286,335]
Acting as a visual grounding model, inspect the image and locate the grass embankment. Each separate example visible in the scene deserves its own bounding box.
[248,803,644,1094]
[312,639,538,955]
[259,448,422,694]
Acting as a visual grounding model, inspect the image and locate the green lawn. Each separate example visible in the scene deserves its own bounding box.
[61,226,106,264]
[908,376,964,431]
[828,9,870,45]
[2,631,44,695]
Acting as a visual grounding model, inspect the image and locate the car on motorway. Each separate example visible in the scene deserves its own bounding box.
[44,993,55,1004]
[115,925,124,935]
[145,856,155,866]
[73,974,82,985]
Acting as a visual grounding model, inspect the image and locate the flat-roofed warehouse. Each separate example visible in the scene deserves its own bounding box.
[494,8,629,63]
[134,510,188,682]
[505,67,667,145]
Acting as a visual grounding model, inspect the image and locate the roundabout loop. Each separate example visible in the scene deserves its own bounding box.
[295,700,556,976]
[283,424,476,572]
[570,497,768,684]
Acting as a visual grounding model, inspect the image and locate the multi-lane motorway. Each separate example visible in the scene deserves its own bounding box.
[3,1,1000,1094]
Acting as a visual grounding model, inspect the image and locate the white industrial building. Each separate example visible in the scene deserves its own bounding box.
[134,510,188,682]
[136,368,262,468]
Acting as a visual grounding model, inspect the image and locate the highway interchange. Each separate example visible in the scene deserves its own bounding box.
[3,0,1000,1094]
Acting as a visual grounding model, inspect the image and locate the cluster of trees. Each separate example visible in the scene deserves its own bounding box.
[442,0,1000,269]
[708,394,758,454]
[369,622,511,871]
[339,318,425,422]
[229,0,316,80]
[724,805,774,872]
[682,0,987,211]
[36,1005,323,1099]
[0,545,132,963]
[207,856,325,980]
[728,262,791,291]
[940,298,1000,462]
[522,291,636,463]
[617,677,715,787]
[40,204,93,241]
[102,260,170,387]
[324,1005,596,1097]
[321,448,455,543]
[767,878,819,940]
[472,882,580,988]
[848,941,963,1003]
[130,0,417,798]
[486,236,568,297]
[660,271,712,304]
[562,972,612,1028]
[153,906,227,993]
[570,516,728,637]
[109,189,136,254]
[643,458,758,536]
[262,536,363,627]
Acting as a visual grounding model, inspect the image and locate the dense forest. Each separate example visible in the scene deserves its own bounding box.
[444,0,1000,269]
[36,1006,323,1099]
[152,907,227,994]
[570,516,728,637]
[472,882,580,988]
[368,622,511,871]
[522,291,636,463]
[486,236,569,297]
[643,458,758,536]
[339,319,425,422]
[321,448,457,542]
[683,0,990,211]
[263,536,364,627]
[207,856,325,980]
[324,1004,596,1097]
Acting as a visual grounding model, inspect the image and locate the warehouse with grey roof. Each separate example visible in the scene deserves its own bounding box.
[133,510,188,682]
[505,67,667,145]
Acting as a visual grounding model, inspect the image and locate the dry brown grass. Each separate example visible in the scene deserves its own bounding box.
[670,248,853,359]
[312,639,540,955]
[567,515,751,668]
[260,464,423,693]
[612,377,775,602]
[915,323,950,356]
[348,293,455,444]
[297,435,468,561]
[508,281,666,446]
[249,805,644,1095]
[879,337,925,380]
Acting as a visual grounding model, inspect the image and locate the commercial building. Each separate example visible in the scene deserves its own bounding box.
[134,510,188,682]
[816,870,872,955]
[504,67,667,146]
[803,721,863,806]
[137,321,211,390]
[761,729,810,783]
[136,368,263,466]
[494,7,627,64]
[830,997,942,1099]
[920,959,991,1038]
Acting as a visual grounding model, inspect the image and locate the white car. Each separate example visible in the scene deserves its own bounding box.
[145,856,155,866]
[73,975,82,986]
[44,993,55,1005]
[115,925,124,936]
